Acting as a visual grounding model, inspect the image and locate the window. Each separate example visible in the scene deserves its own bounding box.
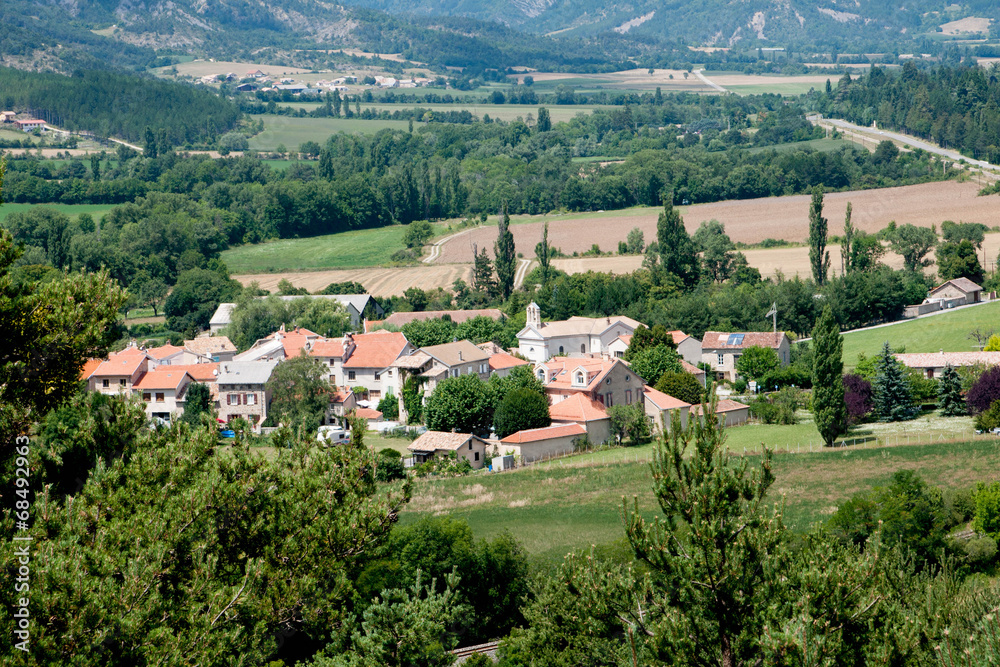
[605,392,613,407]
[927,369,935,379]
[102,379,110,388]
[537,369,546,381]
[119,379,127,387]
[574,371,585,386]
[616,351,623,358]
[717,354,725,367]
[348,371,356,381]
[580,344,586,353]
[480,363,488,373]
[388,370,393,377]
[452,369,459,378]
[625,375,630,382]
[155,392,165,402]
[247,393,256,405]
[606,377,612,385]
[142,393,151,402]
[558,345,564,354]
[474,452,480,461]
[468,366,473,375]
[625,389,632,404]
[469,441,473,450]
[374,373,380,381]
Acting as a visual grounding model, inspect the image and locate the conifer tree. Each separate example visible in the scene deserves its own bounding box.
[494,203,516,299]
[812,305,847,446]
[808,187,830,285]
[655,196,699,287]
[841,202,854,275]
[937,365,966,416]
[872,341,919,422]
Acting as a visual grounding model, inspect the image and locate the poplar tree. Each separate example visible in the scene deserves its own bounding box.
[535,221,552,286]
[937,365,966,416]
[494,203,516,299]
[808,187,830,285]
[812,305,847,446]
[841,201,854,275]
[655,196,699,287]
[872,342,919,422]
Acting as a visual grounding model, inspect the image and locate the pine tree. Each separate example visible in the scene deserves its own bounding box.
[812,305,847,446]
[872,341,919,422]
[808,187,830,285]
[472,243,496,297]
[494,202,516,299]
[937,365,966,416]
[655,196,699,287]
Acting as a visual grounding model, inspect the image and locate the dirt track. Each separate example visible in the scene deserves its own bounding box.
[435,181,997,264]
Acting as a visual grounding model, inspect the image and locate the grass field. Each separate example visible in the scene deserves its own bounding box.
[401,437,1000,561]
[0,202,113,223]
[220,223,448,273]
[840,301,1000,365]
[747,137,845,154]
[726,83,824,96]
[248,115,417,150]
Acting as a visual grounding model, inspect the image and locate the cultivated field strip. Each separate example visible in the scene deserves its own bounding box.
[233,264,473,297]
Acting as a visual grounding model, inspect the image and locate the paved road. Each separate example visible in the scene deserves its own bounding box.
[818,117,1000,172]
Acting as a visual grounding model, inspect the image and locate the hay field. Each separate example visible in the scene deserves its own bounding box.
[232,264,472,297]
[435,181,996,264]
[514,68,715,91]
[248,115,417,149]
[166,60,311,78]
[939,17,991,35]
[277,101,611,123]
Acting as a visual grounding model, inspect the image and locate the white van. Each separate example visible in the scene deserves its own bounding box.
[317,426,352,446]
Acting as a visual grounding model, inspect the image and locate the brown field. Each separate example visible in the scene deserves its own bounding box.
[514,68,714,91]
[434,181,997,264]
[554,232,1000,280]
[168,60,312,77]
[939,17,991,35]
[233,264,472,297]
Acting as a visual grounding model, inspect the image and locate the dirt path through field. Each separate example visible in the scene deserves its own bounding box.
[435,181,997,264]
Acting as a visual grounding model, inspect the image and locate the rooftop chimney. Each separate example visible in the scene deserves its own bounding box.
[458,351,463,361]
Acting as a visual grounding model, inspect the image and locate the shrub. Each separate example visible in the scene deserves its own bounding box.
[760,365,812,391]
[843,374,873,426]
[973,481,1000,540]
[974,399,1000,432]
[377,393,399,421]
[967,365,1000,414]
[375,448,405,482]
[961,536,998,566]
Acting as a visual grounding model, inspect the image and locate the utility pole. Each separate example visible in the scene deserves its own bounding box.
[766,302,777,333]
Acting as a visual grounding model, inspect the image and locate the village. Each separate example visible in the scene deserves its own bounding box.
[79,273,995,472]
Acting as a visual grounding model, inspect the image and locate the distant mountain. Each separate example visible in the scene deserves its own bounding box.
[332,0,1000,51]
[0,0,626,74]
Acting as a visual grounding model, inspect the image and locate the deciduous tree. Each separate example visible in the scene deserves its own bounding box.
[424,374,492,436]
[266,354,333,432]
[493,388,551,439]
[811,305,847,446]
[808,186,830,285]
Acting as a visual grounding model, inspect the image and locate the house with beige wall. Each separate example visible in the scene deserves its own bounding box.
[498,423,587,463]
[517,302,643,363]
[216,360,279,432]
[134,369,193,423]
[536,356,647,409]
[700,332,791,383]
[88,346,149,395]
[548,393,612,444]
[643,386,691,433]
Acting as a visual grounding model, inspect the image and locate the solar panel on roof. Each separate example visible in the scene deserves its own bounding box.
[727,334,745,345]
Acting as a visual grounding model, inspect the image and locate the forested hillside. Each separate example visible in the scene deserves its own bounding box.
[337,0,1000,51]
[817,61,1000,164]
[0,67,241,144]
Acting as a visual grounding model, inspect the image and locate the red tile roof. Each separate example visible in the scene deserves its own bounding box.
[265,328,320,358]
[134,370,192,391]
[93,348,147,377]
[540,356,618,392]
[165,363,220,382]
[146,344,184,360]
[701,332,786,351]
[344,331,409,369]
[548,393,608,422]
[310,339,347,358]
[690,399,750,415]
[80,358,102,381]
[680,360,705,376]
[501,423,586,444]
[355,407,383,420]
[896,351,1000,368]
[489,352,529,371]
[669,330,691,344]
[643,386,691,410]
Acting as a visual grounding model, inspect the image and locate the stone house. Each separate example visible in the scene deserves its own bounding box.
[700,332,791,383]
[216,360,279,431]
[536,356,647,409]
[498,423,587,463]
[643,386,691,433]
[407,431,488,469]
[547,393,612,444]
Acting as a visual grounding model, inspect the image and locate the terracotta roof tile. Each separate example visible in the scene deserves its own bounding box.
[310,340,346,358]
[930,278,981,294]
[134,370,192,391]
[166,363,220,382]
[681,360,705,376]
[690,399,750,415]
[355,407,383,419]
[93,348,147,377]
[80,358,103,381]
[896,351,1000,368]
[701,332,787,351]
[501,423,586,444]
[643,386,691,410]
[548,394,608,422]
[489,352,529,371]
[146,344,184,360]
[184,336,236,356]
[344,331,409,369]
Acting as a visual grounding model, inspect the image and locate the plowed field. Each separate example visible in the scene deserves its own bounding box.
[233,264,472,297]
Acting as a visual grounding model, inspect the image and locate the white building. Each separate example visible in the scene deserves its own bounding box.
[516,302,643,363]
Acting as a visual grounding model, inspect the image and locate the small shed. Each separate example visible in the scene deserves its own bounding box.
[928,278,982,305]
[407,431,488,469]
[499,423,586,463]
[691,399,750,427]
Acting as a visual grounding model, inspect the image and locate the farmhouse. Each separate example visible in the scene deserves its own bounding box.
[895,350,1000,379]
[690,399,751,427]
[407,431,488,469]
[14,119,45,132]
[700,331,791,382]
[548,393,612,444]
[517,302,642,363]
[499,423,587,463]
[536,356,646,409]
[134,369,193,423]
[643,386,691,433]
[87,346,149,395]
[1,111,16,123]
[216,360,280,432]
[928,278,983,305]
